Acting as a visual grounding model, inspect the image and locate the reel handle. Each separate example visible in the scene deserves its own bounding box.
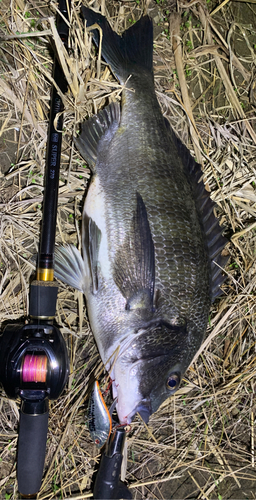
[17,399,49,496]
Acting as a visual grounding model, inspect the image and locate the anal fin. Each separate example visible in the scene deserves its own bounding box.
[75,102,120,168]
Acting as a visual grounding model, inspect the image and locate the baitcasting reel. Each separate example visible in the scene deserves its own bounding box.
[0,317,69,496]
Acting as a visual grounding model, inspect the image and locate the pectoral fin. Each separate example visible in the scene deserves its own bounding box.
[88,218,102,294]
[113,192,155,311]
[54,245,86,293]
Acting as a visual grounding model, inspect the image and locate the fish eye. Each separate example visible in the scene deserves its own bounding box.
[166,373,180,392]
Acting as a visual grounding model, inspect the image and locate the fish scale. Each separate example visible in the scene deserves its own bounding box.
[103,135,207,291]
[54,8,227,424]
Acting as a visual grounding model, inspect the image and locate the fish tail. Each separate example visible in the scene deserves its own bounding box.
[81,7,153,82]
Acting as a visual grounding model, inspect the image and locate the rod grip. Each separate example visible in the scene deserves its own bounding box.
[17,409,49,496]
[93,454,132,499]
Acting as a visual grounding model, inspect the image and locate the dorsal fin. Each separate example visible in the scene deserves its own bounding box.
[164,119,228,301]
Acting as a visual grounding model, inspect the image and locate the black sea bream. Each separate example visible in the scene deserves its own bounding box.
[55,8,227,424]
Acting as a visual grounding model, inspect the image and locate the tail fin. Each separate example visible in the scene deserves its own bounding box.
[81,7,153,83]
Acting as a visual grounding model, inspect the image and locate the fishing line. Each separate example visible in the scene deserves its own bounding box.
[22,354,48,384]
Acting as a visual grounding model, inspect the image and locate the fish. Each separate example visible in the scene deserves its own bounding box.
[54,8,228,425]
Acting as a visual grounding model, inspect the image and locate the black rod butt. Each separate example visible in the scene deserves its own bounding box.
[17,409,49,495]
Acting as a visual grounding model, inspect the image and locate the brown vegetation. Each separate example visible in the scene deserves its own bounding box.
[0,0,255,497]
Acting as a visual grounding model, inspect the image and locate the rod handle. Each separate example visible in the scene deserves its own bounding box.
[17,409,49,496]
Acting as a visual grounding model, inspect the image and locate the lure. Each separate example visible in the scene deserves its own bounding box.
[88,381,112,448]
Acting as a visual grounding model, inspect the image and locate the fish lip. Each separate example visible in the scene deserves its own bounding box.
[126,400,152,424]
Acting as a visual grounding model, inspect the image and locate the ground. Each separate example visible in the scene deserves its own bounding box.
[0,0,256,499]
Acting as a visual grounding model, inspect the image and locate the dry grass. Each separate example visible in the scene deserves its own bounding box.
[0,0,256,498]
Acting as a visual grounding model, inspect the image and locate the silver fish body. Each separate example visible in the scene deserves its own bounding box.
[55,9,227,424]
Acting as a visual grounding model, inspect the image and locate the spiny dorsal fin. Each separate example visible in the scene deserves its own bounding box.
[75,102,120,168]
[113,192,155,311]
[164,119,228,301]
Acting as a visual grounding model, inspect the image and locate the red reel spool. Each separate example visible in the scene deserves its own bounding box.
[22,354,48,383]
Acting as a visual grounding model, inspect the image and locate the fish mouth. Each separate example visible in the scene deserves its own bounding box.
[127,400,152,424]
[109,324,183,424]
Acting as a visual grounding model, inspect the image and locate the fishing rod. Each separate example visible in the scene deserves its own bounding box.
[0,1,70,495]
